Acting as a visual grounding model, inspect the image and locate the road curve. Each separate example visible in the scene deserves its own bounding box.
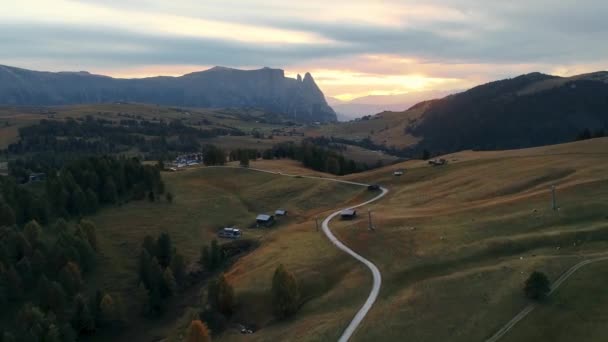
[485,255,608,342]
[207,166,388,341]
[321,187,388,342]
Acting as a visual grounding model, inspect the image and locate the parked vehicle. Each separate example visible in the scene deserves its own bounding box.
[218,227,242,239]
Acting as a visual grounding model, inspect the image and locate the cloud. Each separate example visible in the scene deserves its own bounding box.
[1,0,607,98]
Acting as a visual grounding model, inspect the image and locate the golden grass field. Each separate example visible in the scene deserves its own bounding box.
[85,165,370,341]
[210,138,608,342]
[6,101,605,341]
[308,104,429,149]
[83,137,608,342]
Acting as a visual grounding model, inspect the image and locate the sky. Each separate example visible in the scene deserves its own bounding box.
[1,0,607,100]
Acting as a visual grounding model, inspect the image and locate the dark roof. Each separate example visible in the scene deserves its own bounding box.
[340,209,356,216]
[256,214,274,221]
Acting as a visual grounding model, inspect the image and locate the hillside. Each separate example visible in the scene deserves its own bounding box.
[212,137,608,341]
[328,89,456,120]
[0,65,336,123]
[314,72,608,155]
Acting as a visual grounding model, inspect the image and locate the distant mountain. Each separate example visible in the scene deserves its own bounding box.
[325,71,608,155]
[328,90,458,120]
[403,71,608,153]
[0,65,336,123]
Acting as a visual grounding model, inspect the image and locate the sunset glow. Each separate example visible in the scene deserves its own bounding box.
[1,0,606,101]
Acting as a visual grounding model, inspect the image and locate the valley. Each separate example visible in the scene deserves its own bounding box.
[90,137,608,341]
[0,71,607,342]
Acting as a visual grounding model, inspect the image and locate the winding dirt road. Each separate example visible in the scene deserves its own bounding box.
[211,166,388,341]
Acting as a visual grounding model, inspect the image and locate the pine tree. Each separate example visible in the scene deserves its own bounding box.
[71,294,95,334]
[524,271,550,300]
[23,220,42,246]
[161,268,177,297]
[271,264,300,319]
[0,200,15,227]
[31,249,46,277]
[59,261,83,296]
[85,188,99,214]
[187,320,211,342]
[171,253,187,287]
[80,220,98,251]
[102,178,118,204]
[138,249,154,290]
[200,245,210,270]
[210,239,221,270]
[142,235,156,256]
[216,274,234,316]
[239,154,249,167]
[6,266,23,300]
[15,256,33,289]
[99,294,116,327]
[45,281,67,315]
[156,232,172,268]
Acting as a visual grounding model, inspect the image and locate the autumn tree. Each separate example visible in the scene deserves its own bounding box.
[59,261,83,295]
[187,320,211,342]
[99,293,119,327]
[271,264,300,319]
[214,273,235,316]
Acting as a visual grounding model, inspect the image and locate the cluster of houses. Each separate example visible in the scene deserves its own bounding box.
[217,208,288,239]
[171,153,203,169]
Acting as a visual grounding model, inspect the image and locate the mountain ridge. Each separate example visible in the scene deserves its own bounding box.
[0,65,337,123]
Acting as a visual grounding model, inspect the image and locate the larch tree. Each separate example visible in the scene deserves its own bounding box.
[187,320,211,342]
[271,264,300,319]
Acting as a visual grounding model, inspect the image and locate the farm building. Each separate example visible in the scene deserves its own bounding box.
[28,173,46,183]
[428,158,447,166]
[275,209,287,216]
[256,214,275,227]
[340,209,357,220]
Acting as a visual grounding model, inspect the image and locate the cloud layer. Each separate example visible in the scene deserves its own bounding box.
[2,0,607,99]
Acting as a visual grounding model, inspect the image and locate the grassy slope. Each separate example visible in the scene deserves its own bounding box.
[503,260,608,342]
[212,138,608,342]
[86,165,369,341]
[0,103,295,149]
[0,104,396,166]
[338,137,608,341]
[308,103,428,149]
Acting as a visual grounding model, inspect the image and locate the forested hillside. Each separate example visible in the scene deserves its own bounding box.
[0,156,164,340]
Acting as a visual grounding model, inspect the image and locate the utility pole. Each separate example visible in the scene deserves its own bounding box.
[551,185,557,211]
[315,217,319,232]
[368,209,375,231]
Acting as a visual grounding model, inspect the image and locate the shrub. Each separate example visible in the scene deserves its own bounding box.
[524,271,551,300]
